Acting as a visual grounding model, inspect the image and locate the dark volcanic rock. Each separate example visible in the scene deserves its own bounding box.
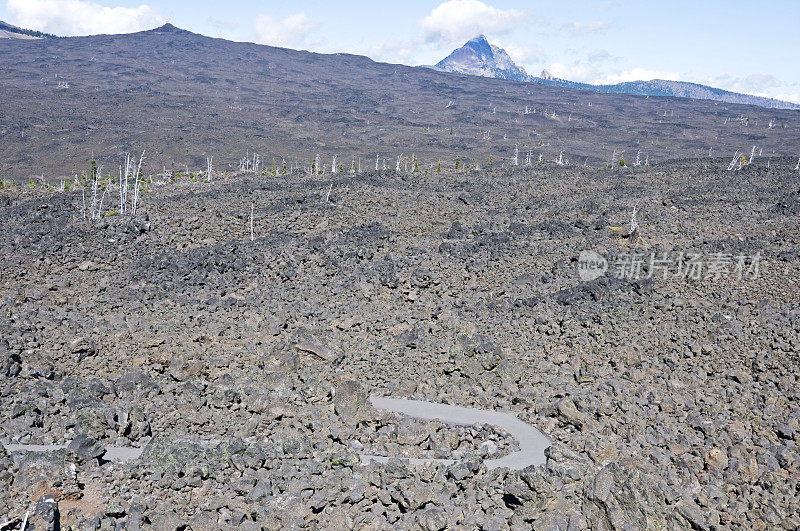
[69,336,96,362]
[33,494,59,531]
[1,156,799,527]
[334,380,369,419]
[67,433,106,460]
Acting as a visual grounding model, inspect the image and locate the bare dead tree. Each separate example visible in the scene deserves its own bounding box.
[88,168,99,220]
[96,169,109,219]
[131,151,145,216]
[727,150,741,171]
[628,206,639,244]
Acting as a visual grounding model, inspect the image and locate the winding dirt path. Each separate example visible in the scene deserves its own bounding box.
[3,443,143,461]
[361,396,551,470]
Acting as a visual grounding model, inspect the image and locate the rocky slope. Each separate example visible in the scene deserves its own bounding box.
[0,20,54,39]
[2,24,799,180]
[1,155,798,528]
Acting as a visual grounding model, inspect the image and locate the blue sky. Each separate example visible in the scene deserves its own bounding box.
[3,0,799,103]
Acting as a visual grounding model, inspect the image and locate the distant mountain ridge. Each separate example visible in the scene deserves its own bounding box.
[1,22,799,179]
[0,20,56,39]
[429,36,800,110]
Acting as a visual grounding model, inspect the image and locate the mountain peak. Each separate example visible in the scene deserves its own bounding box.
[539,69,554,80]
[147,22,192,35]
[433,36,528,82]
[155,23,183,32]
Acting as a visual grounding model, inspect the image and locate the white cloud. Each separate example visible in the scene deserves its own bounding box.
[547,62,597,83]
[702,74,800,104]
[420,0,528,44]
[767,92,800,104]
[6,0,163,36]
[548,62,680,85]
[596,68,681,85]
[570,21,607,35]
[499,41,545,66]
[707,74,782,94]
[361,38,422,64]
[252,12,316,48]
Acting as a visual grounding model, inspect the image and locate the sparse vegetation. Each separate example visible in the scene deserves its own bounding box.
[1,20,799,531]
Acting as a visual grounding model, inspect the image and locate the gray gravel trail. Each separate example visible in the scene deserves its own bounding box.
[3,443,143,461]
[362,396,551,470]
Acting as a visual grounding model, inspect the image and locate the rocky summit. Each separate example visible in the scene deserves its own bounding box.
[431,35,530,81]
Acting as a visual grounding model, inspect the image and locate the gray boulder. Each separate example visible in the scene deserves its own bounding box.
[67,433,106,461]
